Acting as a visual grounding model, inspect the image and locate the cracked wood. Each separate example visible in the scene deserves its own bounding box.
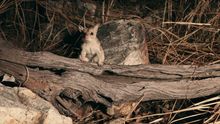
[1,39,220,106]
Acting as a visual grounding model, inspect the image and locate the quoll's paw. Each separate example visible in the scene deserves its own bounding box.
[97,61,104,66]
[80,57,89,62]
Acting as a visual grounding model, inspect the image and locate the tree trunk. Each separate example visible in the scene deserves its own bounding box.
[1,39,220,117]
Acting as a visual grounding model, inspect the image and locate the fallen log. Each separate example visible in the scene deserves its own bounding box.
[1,39,220,118]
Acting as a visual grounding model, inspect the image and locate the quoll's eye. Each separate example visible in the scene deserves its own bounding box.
[90,32,94,35]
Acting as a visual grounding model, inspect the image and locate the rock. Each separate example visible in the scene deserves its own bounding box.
[0,107,41,124]
[0,86,72,124]
[43,109,72,124]
[98,19,150,65]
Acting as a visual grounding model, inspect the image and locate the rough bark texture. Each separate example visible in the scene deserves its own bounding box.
[1,38,220,118]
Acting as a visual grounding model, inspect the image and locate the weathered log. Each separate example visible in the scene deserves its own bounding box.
[1,39,220,117]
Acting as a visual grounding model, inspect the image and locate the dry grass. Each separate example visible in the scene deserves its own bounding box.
[0,0,220,123]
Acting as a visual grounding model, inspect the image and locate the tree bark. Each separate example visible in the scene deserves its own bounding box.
[1,39,220,117]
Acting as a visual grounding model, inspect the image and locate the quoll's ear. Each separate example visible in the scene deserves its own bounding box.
[78,25,88,33]
[93,24,100,33]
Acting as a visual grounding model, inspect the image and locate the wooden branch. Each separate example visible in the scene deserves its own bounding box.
[1,39,220,113]
[162,21,211,26]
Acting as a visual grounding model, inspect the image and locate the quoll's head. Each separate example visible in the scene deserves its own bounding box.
[84,24,99,42]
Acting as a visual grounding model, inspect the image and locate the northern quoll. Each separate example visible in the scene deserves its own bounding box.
[79,24,105,65]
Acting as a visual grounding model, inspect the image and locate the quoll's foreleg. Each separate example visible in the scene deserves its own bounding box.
[96,47,105,65]
[79,49,89,62]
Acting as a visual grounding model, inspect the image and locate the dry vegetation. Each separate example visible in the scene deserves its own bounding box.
[0,0,220,123]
